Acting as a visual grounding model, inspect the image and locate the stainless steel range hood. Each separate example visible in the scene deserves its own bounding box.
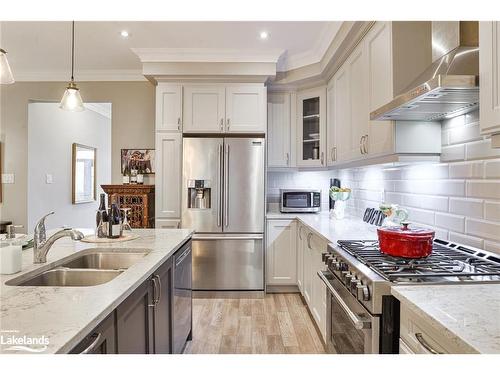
[371,21,479,122]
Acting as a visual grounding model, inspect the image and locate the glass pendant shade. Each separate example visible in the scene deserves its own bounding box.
[60,81,84,111]
[0,48,15,84]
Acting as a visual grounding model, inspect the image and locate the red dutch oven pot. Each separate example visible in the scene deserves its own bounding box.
[377,222,435,258]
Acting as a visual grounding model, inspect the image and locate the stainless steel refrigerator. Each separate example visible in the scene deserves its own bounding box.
[182,136,265,291]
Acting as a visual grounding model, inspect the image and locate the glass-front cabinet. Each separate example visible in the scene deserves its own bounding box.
[296,87,326,167]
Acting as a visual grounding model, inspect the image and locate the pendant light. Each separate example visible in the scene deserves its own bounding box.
[0,48,15,84]
[60,21,84,111]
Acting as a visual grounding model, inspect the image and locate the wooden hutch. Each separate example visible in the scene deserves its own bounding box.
[101,184,155,228]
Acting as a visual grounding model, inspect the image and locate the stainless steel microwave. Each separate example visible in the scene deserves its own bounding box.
[280,189,321,213]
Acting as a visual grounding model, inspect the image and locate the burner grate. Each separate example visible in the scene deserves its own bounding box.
[337,240,500,282]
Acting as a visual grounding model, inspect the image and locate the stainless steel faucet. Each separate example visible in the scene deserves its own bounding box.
[33,212,84,264]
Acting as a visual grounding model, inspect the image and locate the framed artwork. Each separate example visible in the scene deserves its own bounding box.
[72,143,96,204]
[121,149,155,174]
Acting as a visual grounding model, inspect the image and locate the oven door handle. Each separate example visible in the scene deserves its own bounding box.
[318,271,372,330]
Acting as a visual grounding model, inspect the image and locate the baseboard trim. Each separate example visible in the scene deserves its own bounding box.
[266,285,300,293]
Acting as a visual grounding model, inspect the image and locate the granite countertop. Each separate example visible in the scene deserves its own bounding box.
[266,210,378,244]
[0,228,193,354]
[392,284,500,354]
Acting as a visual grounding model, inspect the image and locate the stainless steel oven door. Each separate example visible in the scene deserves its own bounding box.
[318,271,379,354]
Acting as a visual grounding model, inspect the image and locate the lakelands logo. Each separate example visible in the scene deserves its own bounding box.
[1,330,49,353]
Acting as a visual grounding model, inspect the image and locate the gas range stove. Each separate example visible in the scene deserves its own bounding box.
[323,239,500,315]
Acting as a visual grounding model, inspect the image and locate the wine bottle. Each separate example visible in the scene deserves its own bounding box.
[122,165,130,185]
[137,167,144,185]
[130,168,138,184]
[108,198,122,239]
[96,193,108,238]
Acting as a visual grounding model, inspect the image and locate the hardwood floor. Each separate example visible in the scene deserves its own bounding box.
[183,293,326,354]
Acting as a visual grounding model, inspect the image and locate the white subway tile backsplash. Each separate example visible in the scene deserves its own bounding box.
[442,115,465,129]
[441,144,465,162]
[435,212,465,232]
[394,179,465,196]
[449,197,483,219]
[466,180,500,199]
[465,110,480,125]
[466,139,500,160]
[449,161,483,178]
[484,201,500,221]
[466,218,500,242]
[484,159,500,178]
[267,111,500,252]
[406,207,435,226]
[484,241,500,255]
[402,193,448,212]
[449,232,484,249]
[448,124,481,145]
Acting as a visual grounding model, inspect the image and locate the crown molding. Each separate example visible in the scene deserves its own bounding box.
[12,69,146,82]
[132,48,284,64]
[84,103,112,119]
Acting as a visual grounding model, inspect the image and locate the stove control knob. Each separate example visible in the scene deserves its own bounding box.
[326,256,335,267]
[322,253,329,262]
[356,284,370,302]
[332,260,341,271]
[339,261,348,272]
[344,272,353,284]
[350,277,360,292]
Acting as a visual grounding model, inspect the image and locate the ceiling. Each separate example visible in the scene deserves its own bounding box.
[0,21,342,81]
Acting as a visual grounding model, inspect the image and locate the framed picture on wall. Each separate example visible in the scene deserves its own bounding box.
[121,149,155,174]
[72,143,96,204]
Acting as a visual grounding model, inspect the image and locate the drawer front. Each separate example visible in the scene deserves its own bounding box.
[400,303,468,354]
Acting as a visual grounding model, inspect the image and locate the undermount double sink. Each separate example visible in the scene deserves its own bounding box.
[6,249,150,287]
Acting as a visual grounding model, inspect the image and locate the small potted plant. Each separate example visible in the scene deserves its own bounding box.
[329,186,351,219]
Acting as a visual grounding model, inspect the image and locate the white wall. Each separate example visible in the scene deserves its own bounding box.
[267,110,500,255]
[27,103,111,231]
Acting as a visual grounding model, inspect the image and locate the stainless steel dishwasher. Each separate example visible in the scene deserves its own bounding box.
[172,241,192,354]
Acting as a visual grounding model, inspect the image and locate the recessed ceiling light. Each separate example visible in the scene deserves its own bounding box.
[259,31,269,40]
[120,30,129,38]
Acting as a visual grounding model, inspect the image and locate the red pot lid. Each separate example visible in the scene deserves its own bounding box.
[377,223,435,237]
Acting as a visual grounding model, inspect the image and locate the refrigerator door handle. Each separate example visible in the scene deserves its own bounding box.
[217,143,223,227]
[224,143,230,227]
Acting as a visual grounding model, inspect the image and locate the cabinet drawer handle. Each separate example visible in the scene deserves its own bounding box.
[79,332,102,354]
[155,274,161,306]
[307,232,313,249]
[148,276,158,307]
[415,333,443,354]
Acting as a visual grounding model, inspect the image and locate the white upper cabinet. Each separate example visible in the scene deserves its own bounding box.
[366,21,395,155]
[183,85,226,133]
[332,65,352,163]
[156,84,183,132]
[347,43,369,161]
[226,85,266,133]
[296,87,327,167]
[268,92,291,167]
[480,21,500,135]
[326,21,440,167]
[155,132,182,218]
[183,84,266,134]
